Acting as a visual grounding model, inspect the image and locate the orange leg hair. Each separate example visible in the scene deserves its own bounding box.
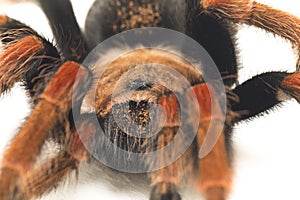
[149,83,231,200]
[201,0,300,69]
[0,61,91,200]
[191,84,231,200]
[25,117,97,199]
[149,93,196,200]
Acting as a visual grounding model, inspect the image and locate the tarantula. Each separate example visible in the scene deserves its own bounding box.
[1,0,300,200]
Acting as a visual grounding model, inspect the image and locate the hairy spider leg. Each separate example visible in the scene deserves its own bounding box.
[280,72,300,102]
[24,115,97,199]
[226,71,300,130]
[228,71,300,123]
[0,62,91,200]
[148,93,196,200]
[38,0,89,62]
[0,15,61,97]
[201,0,300,69]
[230,72,289,121]
[191,84,231,200]
[186,0,238,86]
[148,83,231,200]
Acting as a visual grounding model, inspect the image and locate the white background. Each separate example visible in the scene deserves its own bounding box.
[0,0,300,199]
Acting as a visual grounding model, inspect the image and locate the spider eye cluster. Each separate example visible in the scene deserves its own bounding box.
[110,99,167,139]
[127,78,153,90]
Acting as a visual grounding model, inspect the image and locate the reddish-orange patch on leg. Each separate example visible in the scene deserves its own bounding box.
[190,83,212,119]
[189,84,231,199]
[0,36,44,93]
[280,73,300,102]
[0,15,8,25]
[0,61,91,199]
[0,36,43,62]
[40,61,91,112]
[158,94,180,127]
[2,62,90,173]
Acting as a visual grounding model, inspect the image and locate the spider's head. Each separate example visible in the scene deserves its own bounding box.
[76,47,225,172]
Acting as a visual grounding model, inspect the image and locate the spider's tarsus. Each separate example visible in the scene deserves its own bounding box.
[150,183,182,200]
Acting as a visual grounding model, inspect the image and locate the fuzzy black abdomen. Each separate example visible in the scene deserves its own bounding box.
[84,0,187,48]
[84,0,238,86]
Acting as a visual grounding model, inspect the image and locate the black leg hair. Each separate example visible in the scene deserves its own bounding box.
[186,1,238,86]
[37,0,88,62]
[230,72,290,121]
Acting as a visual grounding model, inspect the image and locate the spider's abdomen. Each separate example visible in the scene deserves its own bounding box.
[85,0,238,86]
[85,0,187,48]
[106,0,163,32]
